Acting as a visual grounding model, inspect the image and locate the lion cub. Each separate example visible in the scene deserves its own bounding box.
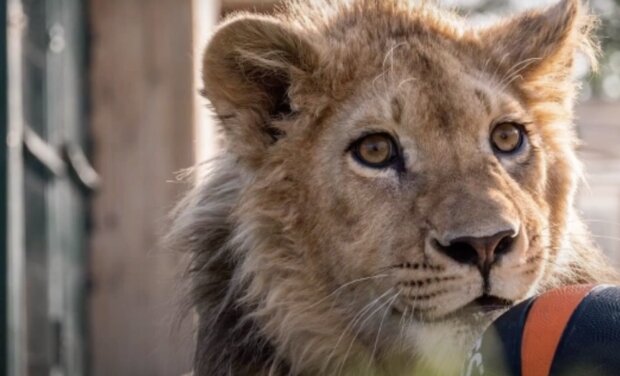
[168,0,620,374]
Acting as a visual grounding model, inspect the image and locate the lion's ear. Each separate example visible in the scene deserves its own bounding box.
[480,0,598,83]
[201,15,318,162]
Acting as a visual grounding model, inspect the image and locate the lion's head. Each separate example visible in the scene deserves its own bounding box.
[168,0,619,374]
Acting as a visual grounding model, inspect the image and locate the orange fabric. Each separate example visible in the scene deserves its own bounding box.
[521,284,595,376]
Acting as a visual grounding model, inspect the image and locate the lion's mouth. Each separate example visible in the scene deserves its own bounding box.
[402,294,513,323]
[443,294,513,321]
[465,295,513,312]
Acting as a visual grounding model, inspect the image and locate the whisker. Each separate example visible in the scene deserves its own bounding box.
[324,288,394,371]
[581,218,620,226]
[309,273,389,311]
[398,306,409,348]
[336,291,399,376]
[367,292,400,371]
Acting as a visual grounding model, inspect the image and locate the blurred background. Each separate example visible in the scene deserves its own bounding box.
[1,0,619,375]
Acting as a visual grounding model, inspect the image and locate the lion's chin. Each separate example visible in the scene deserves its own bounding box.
[389,307,507,375]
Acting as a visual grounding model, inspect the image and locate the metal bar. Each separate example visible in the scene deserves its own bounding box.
[23,125,67,177]
[62,143,101,192]
[47,0,90,374]
[6,1,27,375]
[1,0,8,374]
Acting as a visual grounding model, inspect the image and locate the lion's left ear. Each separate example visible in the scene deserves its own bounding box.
[480,0,598,82]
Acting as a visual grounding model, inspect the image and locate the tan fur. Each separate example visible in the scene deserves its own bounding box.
[167,1,620,374]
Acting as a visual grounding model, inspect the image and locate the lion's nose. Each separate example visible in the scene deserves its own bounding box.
[433,229,517,270]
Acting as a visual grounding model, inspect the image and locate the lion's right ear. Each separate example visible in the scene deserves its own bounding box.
[202,15,319,163]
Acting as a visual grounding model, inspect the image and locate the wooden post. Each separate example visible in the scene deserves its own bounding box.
[88,0,195,374]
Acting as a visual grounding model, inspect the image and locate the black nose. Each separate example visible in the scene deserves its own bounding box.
[433,230,516,270]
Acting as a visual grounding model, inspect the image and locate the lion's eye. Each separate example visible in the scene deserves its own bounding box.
[491,123,525,154]
[351,133,398,168]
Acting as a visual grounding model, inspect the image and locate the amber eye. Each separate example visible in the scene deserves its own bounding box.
[351,133,398,168]
[491,122,525,154]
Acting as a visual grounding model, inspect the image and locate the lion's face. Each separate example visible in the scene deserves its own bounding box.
[197,0,598,373]
[291,52,556,369]
[306,64,548,322]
